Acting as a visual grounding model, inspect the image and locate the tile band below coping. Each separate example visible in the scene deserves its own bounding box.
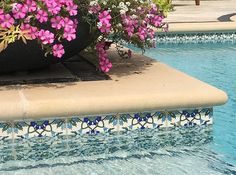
[156,32,236,44]
[0,107,213,140]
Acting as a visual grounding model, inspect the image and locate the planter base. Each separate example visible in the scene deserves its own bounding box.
[0,55,108,86]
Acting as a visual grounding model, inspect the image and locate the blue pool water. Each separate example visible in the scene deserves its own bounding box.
[133,42,236,164]
[1,41,236,174]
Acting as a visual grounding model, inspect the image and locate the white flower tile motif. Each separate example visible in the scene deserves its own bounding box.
[73,115,119,135]
[171,108,213,127]
[118,112,164,132]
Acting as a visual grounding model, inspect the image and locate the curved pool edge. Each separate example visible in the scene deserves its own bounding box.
[0,48,228,121]
[157,21,236,33]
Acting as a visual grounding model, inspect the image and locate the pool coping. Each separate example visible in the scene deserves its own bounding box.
[230,15,236,22]
[158,21,236,33]
[0,48,228,121]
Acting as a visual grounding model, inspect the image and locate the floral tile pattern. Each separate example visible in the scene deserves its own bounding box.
[156,32,236,44]
[0,108,213,141]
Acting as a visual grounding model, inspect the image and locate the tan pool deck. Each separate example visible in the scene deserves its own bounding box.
[164,0,236,32]
[0,49,228,120]
[0,0,233,120]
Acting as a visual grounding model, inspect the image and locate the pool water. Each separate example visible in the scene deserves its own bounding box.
[134,42,236,164]
[1,42,236,174]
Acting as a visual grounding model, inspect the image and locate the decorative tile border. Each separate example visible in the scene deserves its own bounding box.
[0,108,213,140]
[156,32,236,44]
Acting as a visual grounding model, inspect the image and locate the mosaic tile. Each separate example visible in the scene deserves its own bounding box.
[13,120,60,139]
[153,110,178,127]
[0,108,213,141]
[0,121,14,140]
[172,108,213,127]
[73,114,119,135]
[156,32,236,44]
[119,112,163,131]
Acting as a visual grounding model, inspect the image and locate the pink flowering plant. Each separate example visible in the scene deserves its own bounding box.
[0,0,167,73]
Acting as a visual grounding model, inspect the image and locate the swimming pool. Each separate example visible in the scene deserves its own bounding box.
[138,41,236,165]
[0,39,236,174]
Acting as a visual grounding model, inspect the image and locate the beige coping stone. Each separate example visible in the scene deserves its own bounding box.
[0,49,228,120]
[158,22,236,33]
[230,15,236,22]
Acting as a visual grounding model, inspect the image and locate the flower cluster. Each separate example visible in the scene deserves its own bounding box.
[0,0,78,58]
[0,0,167,72]
[96,41,112,72]
[87,0,166,72]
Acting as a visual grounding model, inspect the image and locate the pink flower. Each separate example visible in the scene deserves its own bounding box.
[51,16,64,29]
[36,10,48,23]
[12,3,28,19]
[63,17,75,30]
[45,0,61,15]
[38,29,54,44]
[148,28,155,39]
[20,23,38,39]
[163,24,169,32]
[125,26,134,37]
[59,0,73,6]
[0,14,14,29]
[53,44,65,58]
[98,11,112,34]
[25,0,37,12]
[89,3,101,14]
[73,19,78,29]
[150,4,158,14]
[151,15,163,27]
[66,2,78,16]
[100,58,112,72]
[98,11,111,24]
[63,27,76,41]
[138,27,148,41]
[96,42,112,72]
[98,21,111,33]
[0,9,4,20]
[121,15,138,37]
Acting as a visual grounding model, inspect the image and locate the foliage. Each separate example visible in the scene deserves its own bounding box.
[153,0,173,16]
[0,0,168,72]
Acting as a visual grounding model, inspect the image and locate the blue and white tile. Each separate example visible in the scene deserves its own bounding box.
[118,112,163,131]
[0,121,14,139]
[74,114,119,135]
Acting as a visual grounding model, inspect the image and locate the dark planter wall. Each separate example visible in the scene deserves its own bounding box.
[0,20,96,73]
